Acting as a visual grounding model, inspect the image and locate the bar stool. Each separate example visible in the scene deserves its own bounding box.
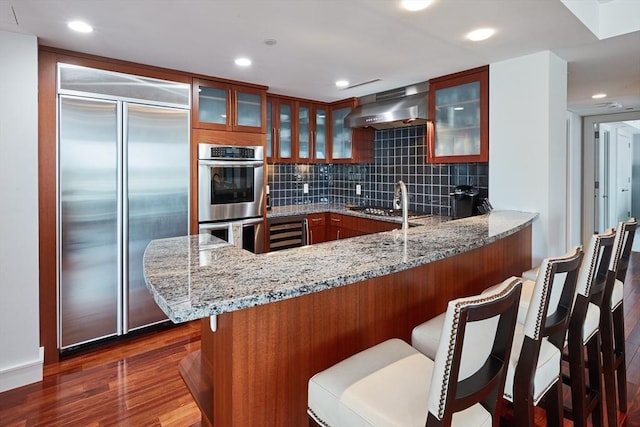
[411,247,583,427]
[564,230,615,427]
[517,231,615,427]
[307,277,523,427]
[600,218,637,427]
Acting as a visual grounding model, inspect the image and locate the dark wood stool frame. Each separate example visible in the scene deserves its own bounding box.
[563,230,615,427]
[601,219,637,427]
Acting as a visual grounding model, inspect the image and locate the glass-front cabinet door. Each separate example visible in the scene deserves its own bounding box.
[278,101,293,161]
[194,79,229,130]
[193,78,265,133]
[427,66,488,163]
[234,86,265,133]
[314,106,327,161]
[298,103,311,161]
[267,96,294,162]
[331,106,352,160]
[266,100,273,160]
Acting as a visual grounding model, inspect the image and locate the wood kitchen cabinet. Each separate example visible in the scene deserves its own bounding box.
[427,66,488,164]
[306,212,327,244]
[297,102,328,163]
[329,99,374,164]
[326,213,397,241]
[267,212,399,251]
[266,96,372,164]
[266,95,295,162]
[268,96,329,163]
[193,77,266,133]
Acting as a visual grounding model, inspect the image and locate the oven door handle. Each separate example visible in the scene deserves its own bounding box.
[198,160,264,167]
[199,222,232,232]
[237,217,264,226]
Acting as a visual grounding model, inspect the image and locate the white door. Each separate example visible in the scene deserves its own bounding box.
[615,130,632,222]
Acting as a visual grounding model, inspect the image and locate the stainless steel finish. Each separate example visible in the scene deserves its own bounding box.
[58,63,190,108]
[198,143,265,222]
[59,96,120,348]
[345,83,428,129]
[199,217,264,253]
[303,217,310,245]
[127,103,189,331]
[347,205,430,219]
[121,104,129,334]
[58,78,190,349]
[116,102,124,336]
[394,180,409,231]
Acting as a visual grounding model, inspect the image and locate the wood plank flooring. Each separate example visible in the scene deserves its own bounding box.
[1,254,640,426]
[0,322,203,427]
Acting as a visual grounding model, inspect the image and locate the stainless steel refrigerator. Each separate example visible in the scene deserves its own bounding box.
[57,64,190,350]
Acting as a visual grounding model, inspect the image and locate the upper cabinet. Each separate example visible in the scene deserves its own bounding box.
[267,96,332,163]
[329,99,373,164]
[267,95,294,162]
[266,96,373,164]
[193,78,266,133]
[298,102,328,162]
[427,66,488,163]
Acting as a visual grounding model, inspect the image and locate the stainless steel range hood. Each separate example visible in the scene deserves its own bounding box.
[344,82,428,129]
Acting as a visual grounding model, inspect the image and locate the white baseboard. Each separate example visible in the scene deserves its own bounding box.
[0,346,44,393]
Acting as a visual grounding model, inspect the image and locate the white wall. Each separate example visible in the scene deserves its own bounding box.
[0,30,43,392]
[567,111,583,248]
[489,51,569,264]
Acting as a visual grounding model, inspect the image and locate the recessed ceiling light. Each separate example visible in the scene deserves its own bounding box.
[466,28,495,41]
[264,39,277,46]
[67,20,93,33]
[235,57,252,67]
[453,106,464,111]
[336,80,349,88]
[401,0,433,11]
[592,93,607,99]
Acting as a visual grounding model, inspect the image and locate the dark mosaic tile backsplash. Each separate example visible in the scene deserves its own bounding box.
[267,125,488,217]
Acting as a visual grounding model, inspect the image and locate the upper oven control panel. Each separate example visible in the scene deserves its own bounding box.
[198,143,264,161]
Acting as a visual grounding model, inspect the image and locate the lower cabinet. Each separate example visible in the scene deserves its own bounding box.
[307,213,327,244]
[267,212,400,252]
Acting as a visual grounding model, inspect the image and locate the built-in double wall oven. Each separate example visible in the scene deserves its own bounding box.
[198,143,265,253]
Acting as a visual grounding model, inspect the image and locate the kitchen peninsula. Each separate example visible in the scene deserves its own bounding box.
[144,209,536,427]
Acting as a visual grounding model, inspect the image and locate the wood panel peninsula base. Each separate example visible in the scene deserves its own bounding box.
[143,210,535,426]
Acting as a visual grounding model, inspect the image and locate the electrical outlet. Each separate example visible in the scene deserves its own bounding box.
[356,184,361,195]
[303,183,309,194]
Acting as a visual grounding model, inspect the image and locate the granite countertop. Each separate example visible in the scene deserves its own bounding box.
[143,209,537,323]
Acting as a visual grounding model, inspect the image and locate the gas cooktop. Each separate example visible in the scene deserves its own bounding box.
[347,206,429,219]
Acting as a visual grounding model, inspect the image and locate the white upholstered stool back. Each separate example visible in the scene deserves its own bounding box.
[307,277,523,427]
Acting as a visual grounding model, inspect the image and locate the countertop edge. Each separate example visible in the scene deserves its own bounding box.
[144,209,537,323]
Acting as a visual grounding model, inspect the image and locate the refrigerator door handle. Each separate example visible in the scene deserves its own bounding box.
[120,103,128,335]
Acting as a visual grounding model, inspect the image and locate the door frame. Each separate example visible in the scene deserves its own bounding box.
[582,111,640,244]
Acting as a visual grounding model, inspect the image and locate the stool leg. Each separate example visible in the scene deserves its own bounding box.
[586,334,603,427]
[600,311,618,427]
[513,396,536,427]
[544,380,563,427]
[568,339,587,427]
[612,303,627,413]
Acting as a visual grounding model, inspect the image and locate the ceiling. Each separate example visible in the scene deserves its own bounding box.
[1,0,639,116]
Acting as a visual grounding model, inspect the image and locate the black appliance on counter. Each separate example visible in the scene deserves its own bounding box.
[450,185,482,219]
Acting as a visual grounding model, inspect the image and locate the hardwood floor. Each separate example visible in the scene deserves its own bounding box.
[0,322,203,427]
[1,254,639,426]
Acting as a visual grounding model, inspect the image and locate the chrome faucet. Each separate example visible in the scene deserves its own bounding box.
[393,180,409,231]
